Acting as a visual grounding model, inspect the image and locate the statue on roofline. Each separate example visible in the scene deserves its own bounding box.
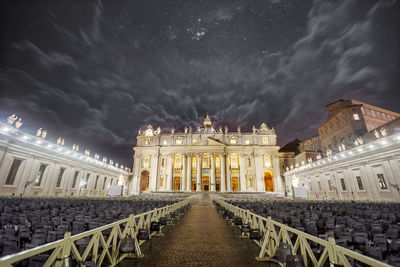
[7,114,17,125]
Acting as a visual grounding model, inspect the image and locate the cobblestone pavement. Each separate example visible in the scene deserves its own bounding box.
[119,193,271,267]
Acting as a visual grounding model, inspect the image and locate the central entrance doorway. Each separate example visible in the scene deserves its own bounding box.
[202,177,209,191]
[264,171,274,192]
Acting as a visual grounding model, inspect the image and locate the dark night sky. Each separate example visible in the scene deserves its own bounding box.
[1,0,399,167]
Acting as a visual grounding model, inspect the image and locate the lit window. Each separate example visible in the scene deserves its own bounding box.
[245,139,250,145]
[230,154,238,169]
[230,137,237,144]
[176,137,182,145]
[192,139,197,143]
[262,137,268,145]
[264,156,271,168]
[163,140,167,145]
[142,156,150,168]
[175,156,182,168]
[145,138,151,145]
[353,114,360,120]
[216,157,221,169]
[192,157,197,168]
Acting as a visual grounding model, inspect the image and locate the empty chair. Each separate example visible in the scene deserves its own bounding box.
[286,255,305,267]
[270,242,292,265]
[365,245,383,261]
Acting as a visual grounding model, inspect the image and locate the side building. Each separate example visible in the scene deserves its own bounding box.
[131,115,283,194]
[0,122,130,197]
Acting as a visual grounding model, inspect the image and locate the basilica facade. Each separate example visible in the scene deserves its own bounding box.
[131,115,283,194]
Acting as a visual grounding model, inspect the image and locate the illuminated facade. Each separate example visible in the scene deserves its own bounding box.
[0,122,129,197]
[131,115,283,194]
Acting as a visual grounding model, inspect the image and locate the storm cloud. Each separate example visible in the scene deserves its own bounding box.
[1,0,399,166]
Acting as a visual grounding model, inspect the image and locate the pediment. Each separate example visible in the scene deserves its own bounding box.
[191,137,225,146]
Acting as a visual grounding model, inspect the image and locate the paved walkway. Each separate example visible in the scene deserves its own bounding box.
[120,193,267,267]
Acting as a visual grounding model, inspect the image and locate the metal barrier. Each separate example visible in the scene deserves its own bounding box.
[215,199,392,267]
[0,199,190,267]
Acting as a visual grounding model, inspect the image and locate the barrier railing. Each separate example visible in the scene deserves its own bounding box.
[215,199,391,267]
[0,199,190,267]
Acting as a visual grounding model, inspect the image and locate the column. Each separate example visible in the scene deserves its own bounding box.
[16,158,34,195]
[187,154,192,192]
[226,154,231,192]
[220,153,226,192]
[196,154,201,191]
[166,154,173,191]
[211,153,216,191]
[132,154,141,195]
[149,153,159,191]
[272,155,282,194]
[45,163,58,196]
[239,154,246,192]
[363,163,380,201]
[255,153,264,192]
[182,154,186,191]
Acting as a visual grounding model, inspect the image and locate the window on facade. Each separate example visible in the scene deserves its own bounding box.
[56,167,66,188]
[145,138,151,145]
[192,139,197,143]
[175,156,182,168]
[5,159,22,185]
[264,156,271,168]
[377,174,388,190]
[103,177,107,190]
[163,140,167,145]
[176,137,182,145]
[353,114,360,120]
[230,154,238,169]
[216,157,221,169]
[356,176,364,190]
[202,157,209,168]
[247,158,251,167]
[309,182,313,191]
[162,158,165,167]
[34,164,47,186]
[340,178,346,191]
[94,175,100,189]
[318,181,322,191]
[262,137,268,145]
[72,171,79,188]
[245,139,250,145]
[192,157,197,169]
[327,180,333,191]
[230,138,237,144]
[110,179,113,187]
[84,173,90,189]
[142,156,150,168]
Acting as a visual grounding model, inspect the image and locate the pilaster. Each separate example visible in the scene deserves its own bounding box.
[211,153,216,191]
[220,153,226,192]
[196,154,201,191]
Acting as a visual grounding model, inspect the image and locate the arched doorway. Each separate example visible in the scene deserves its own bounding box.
[264,171,274,191]
[191,181,197,191]
[140,170,150,191]
[231,177,239,192]
[174,177,181,191]
[202,177,209,191]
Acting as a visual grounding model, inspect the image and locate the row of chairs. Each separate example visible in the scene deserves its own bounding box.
[0,196,186,258]
[220,199,400,266]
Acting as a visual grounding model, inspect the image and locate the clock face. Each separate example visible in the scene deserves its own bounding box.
[145,129,153,136]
